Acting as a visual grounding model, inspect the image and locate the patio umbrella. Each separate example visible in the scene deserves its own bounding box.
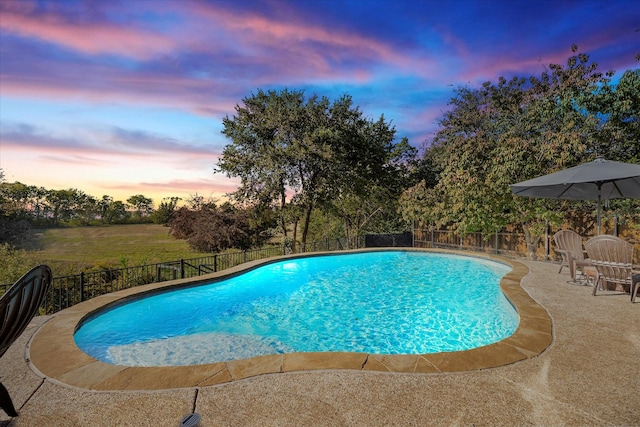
[510,157,640,234]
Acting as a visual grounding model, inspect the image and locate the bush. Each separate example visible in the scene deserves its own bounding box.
[0,219,30,245]
[169,203,275,252]
[0,243,43,284]
[169,205,252,252]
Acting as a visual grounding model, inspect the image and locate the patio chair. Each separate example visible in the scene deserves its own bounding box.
[553,230,592,282]
[0,265,51,417]
[584,235,639,302]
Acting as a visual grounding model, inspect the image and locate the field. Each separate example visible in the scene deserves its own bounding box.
[19,224,213,275]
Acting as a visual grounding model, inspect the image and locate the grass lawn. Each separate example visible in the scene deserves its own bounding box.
[20,224,213,275]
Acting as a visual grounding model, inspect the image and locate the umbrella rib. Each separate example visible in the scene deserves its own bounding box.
[556,185,573,198]
[611,180,623,198]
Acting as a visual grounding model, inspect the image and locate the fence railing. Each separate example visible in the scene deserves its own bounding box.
[2,237,365,315]
[414,226,639,264]
[413,228,535,259]
[4,228,637,315]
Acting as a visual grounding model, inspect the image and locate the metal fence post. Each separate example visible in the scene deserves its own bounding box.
[213,254,218,272]
[180,259,185,279]
[545,221,550,261]
[80,272,85,302]
[495,231,499,255]
[412,220,415,247]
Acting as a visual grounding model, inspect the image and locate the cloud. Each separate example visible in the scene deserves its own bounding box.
[0,1,176,60]
[185,1,441,82]
[99,178,237,200]
[0,60,239,119]
[1,0,637,160]
[38,154,115,167]
[1,121,221,158]
[0,122,89,151]
[0,0,439,109]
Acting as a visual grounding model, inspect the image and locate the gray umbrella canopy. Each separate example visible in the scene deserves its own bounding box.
[510,157,640,233]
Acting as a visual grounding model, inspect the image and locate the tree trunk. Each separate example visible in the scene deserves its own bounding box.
[523,225,541,261]
[292,220,298,253]
[344,217,351,249]
[279,187,287,238]
[301,203,313,251]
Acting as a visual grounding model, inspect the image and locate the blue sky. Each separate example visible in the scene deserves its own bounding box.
[1,0,638,204]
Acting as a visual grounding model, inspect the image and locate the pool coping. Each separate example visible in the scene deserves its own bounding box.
[27,248,553,391]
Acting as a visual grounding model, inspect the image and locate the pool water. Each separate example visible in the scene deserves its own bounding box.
[74,251,518,366]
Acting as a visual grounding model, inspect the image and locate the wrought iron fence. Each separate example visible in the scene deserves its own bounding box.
[1,237,364,315]
[414,225,639,264]
[413,228,535,259]
[4,228,636,315]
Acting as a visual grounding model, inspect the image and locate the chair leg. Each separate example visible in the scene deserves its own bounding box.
[592,276,600,296]
[631,275,640,303]
[569,258,576,282]
[0,381,18,417]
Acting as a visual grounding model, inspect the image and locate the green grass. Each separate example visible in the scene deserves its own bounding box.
[18,224,214,276]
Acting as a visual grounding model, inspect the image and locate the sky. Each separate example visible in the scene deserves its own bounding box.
[1,0,639,206]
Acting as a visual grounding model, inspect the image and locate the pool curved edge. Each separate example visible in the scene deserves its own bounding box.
[27,248,553,391]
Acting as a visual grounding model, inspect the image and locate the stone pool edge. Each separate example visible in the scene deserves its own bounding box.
[27,248,553,391]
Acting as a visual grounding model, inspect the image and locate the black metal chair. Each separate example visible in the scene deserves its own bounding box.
[0,265,51,417]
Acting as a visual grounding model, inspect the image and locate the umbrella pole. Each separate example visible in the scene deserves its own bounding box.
[597,185,601,235]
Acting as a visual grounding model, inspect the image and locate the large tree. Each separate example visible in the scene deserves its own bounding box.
[586,67,640,225]
[586,69,640,161]
[217,89,399,248]
[400,46,620,259]
[127,194,154,220]
[151,197,181,225]
[46,188,97,226]
[325,136,426,246]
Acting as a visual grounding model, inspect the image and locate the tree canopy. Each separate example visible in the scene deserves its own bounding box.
[216,88,416,248]
[400,46,639,259]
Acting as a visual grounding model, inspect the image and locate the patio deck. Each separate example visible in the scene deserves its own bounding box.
[1,259,639,426]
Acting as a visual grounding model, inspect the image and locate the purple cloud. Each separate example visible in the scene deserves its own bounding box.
[1,0,637,201]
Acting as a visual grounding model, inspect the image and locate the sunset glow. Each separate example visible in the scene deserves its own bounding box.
[1,0,637,205]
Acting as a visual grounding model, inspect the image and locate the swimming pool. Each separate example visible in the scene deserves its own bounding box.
[30,249,553,390]
[74,251,518,367]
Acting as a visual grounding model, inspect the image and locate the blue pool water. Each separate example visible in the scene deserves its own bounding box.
[74,251,518,366]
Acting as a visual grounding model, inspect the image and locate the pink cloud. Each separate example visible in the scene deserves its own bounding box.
[0,2,176,60]
[100,178,237,200]
[0,1,441,118]
[184,1,437,79]
[0,70,237,119]
[449,21,637,85]
[1,122,222,159]
[38,154,117,167]
[140,178,237,192]
[407,106,445,130]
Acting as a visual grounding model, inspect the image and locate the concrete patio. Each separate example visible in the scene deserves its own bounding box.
[1,259,639,426]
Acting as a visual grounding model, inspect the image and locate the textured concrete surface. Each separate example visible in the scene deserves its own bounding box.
[1,258,639,426]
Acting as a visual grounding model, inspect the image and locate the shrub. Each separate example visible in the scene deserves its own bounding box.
[0,243,42,284]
